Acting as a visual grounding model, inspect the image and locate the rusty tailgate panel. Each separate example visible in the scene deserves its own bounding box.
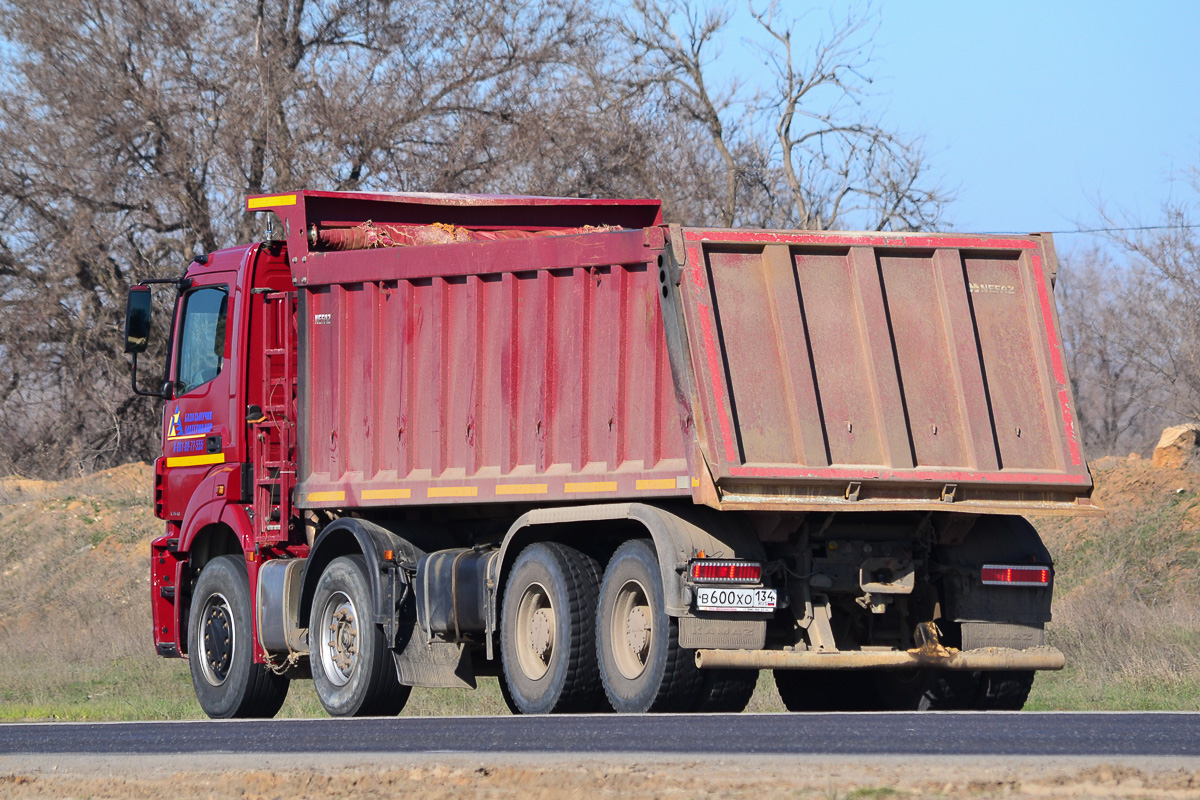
[663,227,1094,514]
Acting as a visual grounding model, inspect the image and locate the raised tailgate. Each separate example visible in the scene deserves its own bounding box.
[661,227,1093,513]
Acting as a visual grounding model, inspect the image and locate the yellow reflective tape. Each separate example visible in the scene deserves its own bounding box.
[306,491,345,503]
[495,483,548,495]
[636,478,677,491]
[428,486,478,498]
[165,453,225,468]
[564,481,618,493]
[247,194,297,209]
[362,489,412,500]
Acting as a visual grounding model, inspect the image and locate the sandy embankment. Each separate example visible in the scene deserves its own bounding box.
[2,754,1200,799]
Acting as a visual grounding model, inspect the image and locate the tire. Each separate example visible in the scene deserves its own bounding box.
[497,667,522,715]
[873,669,981,711]
[500,542,606,714]
[310,555,410,717]
[691,669,758,713]
[974,670,1035,710]
[774,669,885,712]
[596,539,700,713]
[188,555,289,719]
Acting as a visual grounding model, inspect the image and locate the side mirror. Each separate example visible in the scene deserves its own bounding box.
[124,286,152,354]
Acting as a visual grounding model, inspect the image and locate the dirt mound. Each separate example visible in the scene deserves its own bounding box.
[2,755,1199,800]
[0,463,151,504]
[1038,458,1200,595]
[0,463,159,709]
[1,460,1199,718]
[1153,424,1200,470]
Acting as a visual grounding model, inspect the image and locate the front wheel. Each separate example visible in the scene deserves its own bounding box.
[310,555,410,717]
[188,555,289,719]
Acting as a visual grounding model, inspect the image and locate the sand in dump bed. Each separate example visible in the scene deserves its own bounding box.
[2,754,1200,800]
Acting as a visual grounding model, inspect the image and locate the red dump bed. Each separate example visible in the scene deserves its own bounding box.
[664,227,1093,513]
[248,191,1094,515]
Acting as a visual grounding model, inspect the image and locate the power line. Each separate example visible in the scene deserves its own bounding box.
[990,224,1200,235]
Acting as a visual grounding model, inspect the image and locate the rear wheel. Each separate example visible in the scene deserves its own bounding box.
[188,555,289,719]
[974,670,1035,710]
[310,555,410,717]
[871,669,1034,710]
[691,669,758,713]
[774,669,884,712]
[500,543,606,714]
[873,669,981,711]
[597,539,700,713]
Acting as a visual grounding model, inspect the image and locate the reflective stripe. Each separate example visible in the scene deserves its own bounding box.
[306,491,345,502]
[165,453,225,468]
[564,481,618,493]
[362,489,411,500]
[247,194,297,209]
[495,484,548,495]
[428,486,478,498]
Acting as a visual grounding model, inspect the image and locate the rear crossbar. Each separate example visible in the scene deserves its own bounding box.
[694,645,1066,671]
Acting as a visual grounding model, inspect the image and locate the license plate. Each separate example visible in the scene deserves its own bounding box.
[695,586,777,613]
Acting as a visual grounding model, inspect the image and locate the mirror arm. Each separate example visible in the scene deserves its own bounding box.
[130,352,166,398]
[127,272,189,400]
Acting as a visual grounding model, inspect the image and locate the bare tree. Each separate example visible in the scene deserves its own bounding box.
[1057,163,1200,452]
[1058,248,1167,455]
[0,0,590,476]
[1102,197,1200,427]
[0,0,955,477]
[620,0,949,230]
[1054,160,1200,456]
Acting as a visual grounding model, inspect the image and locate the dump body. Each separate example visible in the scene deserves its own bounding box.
[664,227,1094,514]
[267,192,690,509]
[240,192,1094,515]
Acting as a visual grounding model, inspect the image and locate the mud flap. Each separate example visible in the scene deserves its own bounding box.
[391,620,476,689]
[678,616,766,650]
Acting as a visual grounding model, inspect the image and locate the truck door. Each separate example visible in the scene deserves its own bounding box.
[161,271,237,521]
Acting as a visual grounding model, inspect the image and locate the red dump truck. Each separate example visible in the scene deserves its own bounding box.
[123,190,1096,719]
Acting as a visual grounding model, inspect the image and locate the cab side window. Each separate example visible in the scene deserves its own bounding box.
[176,286,228,394]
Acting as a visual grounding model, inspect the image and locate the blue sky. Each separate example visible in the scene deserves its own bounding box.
[718,1,1199,251]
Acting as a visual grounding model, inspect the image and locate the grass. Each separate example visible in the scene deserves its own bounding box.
[1027,669,1200,711]
[0,666,784,722]
[2,460,1200,720]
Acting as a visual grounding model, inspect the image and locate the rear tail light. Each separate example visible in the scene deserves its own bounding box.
[689,559,762,584]
[981,564,1051,587]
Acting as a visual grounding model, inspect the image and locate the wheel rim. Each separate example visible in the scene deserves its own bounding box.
[199,592,235,686]
[514,581,556,681]
[610,579,652,680]
[318,590,359,687]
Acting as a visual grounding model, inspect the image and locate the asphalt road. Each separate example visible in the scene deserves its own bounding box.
[0,713,1197,757]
